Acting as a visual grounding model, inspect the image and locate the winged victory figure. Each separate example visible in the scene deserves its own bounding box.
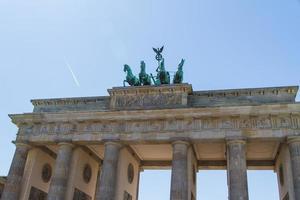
[152,46,164,61]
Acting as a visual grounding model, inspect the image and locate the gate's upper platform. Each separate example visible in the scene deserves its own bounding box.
[31,84,298,113]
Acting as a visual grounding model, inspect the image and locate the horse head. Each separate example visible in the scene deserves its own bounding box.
[178,59,185,71]
[123,64,130,73]
[140,61,146,71]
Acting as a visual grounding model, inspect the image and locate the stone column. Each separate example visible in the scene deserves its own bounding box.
[2,142,31,200]
[47,142,74,200]
[288,136,300,200]
[170,141,189,200]
[227,139,249,200]
[94,164,102,198]
[136,167,142,200]
[95,142,122,200]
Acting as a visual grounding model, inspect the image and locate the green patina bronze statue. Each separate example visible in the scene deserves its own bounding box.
[152,46,164,61]
[151,58,170,85]
[139,61,152,86]
[173,59,184,84]
[123,64,140,86]
[122,46,185,87]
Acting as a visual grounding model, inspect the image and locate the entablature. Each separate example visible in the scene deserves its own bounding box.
[9,103,300,143]
[10,103,300,125]
[30,85,298,113]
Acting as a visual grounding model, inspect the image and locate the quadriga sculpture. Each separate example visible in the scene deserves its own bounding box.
[123,47,185,86]
[123,64,140,86]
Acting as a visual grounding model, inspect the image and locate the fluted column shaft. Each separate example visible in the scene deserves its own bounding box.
[170,141,189,200]
[227,140,249,200]
[2,143,31,200]
[95,142,122,200]
[47,143,74,200]
[288,137,300,200]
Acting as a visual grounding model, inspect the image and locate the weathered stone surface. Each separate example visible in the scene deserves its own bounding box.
[4,84,300,199]
[189,86,298,108]
[0,177,6,199]
[29,85,298,113]
[1,143,31,200]
[29,187,47,200]
[288,137,300,200]
[108,84,192,110]
[47,143,74,200]
[31,96,109,113]
[12,108,300,145]
[95,142,122,200]
[227,140,249,200]
[170,141,189,200]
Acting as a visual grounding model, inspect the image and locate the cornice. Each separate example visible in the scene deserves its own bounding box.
[29,85,298,113]
[192,85,298,98]
[108,83,193,96]
[31,96,109,106]
[9,103,300,125]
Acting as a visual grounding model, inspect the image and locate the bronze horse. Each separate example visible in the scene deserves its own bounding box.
[123,64,140,86]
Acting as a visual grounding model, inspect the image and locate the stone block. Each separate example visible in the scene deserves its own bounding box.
[108,84,193,110]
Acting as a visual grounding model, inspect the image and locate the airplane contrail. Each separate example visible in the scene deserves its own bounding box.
[64,58,80,87]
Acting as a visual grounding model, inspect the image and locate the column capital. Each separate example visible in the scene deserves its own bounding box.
[13,141,31,149]
[104,141,123,148]
[172,140,190,147]
[57,142,75,148]
[287,136,300,144]
[226,138,247,145]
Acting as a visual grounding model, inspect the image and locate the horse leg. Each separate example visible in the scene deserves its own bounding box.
[145,75,151,85]
[123,80,127,87]
[137,77,141,86]
[150,74,157,85]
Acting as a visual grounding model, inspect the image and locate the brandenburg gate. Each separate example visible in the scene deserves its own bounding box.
[2,83,300,200]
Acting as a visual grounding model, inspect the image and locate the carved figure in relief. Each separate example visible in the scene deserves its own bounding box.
[173,59,184,84]
[123,64,141,86]
[240,119,251,128]
[139,61,152,85]
[280,117,290,127]
[257,118,271,128]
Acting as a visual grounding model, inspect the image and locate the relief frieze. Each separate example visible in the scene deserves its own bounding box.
[291,115,300,128]
[17,115,300,135]
[221,119,235,129]
[181,119,194,130]
[192,118,202,130]
[239,119,252,129]
[256,117,272,128]
[278,116,291,128]
[112,93,183,109]
[165,119,179,131]
[202,118,218,129]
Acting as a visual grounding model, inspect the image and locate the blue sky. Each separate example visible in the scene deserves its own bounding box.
[0,0,299,199]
